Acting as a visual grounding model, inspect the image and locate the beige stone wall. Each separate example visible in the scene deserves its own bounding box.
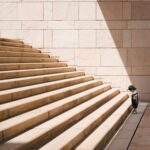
[0,0,150,101]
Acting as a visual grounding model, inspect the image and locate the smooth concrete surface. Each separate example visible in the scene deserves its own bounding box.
[106,103,148,150]
[129,104,150,150]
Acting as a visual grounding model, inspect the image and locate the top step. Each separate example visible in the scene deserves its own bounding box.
[0,41,32,48]
[0,38,24,44]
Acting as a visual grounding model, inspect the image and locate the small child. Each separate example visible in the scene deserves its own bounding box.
[128,85,139,114]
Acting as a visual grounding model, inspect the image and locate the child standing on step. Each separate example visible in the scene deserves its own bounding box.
[128,85,139,114]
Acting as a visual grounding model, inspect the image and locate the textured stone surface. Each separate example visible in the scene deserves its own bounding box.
[53,30,78,48]
[79,2,96,20]
[97,2,123,20]
[18,3,43,20]
[53,2,78,20]
[132,2,150,20]
[79,30,96,48]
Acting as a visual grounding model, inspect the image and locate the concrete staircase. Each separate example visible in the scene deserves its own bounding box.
[0,38,132,150]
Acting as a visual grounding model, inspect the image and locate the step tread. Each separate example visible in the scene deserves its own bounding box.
[0,89,119,150]
[0,41,31,48]
[0,51,49,58]
[39,93,128,150]
[0,84,110,131]
[0,46,41,53]
[0,66,76,74]
[0,57,59,63]
[76,99,131,150]
[0,38,23,44]
[0,62,66,66]
[0,57,56,60]
[0,67,76,79]
[0,62,68,71]
[0,71,85,90]
[0,75,92,95]
[0,71,84,84]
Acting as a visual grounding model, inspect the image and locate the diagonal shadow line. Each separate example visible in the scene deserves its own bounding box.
[97,2,149,101]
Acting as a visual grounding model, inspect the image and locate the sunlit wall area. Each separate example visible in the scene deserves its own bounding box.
[0,0,150,101]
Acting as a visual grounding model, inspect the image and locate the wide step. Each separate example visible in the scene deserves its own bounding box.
[0,71,85,90]
[0,57,58,63]
[0,67,76,80]
[0,46,41,53]
[0,38,23,44]
[0,62,68,71]
[0,51,49,58]
[0,41,31,48]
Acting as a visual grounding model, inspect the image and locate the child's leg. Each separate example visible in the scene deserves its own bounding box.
[133,108,137,114]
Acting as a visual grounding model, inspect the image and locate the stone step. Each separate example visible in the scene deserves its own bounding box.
[0,51,50,58]
[0,67,76,80]
[0,75,94,104]
[0,46,41,53]
[0,57,59,63]
[40,93,128,150]
[76,99,131,150]
[0,71,85,90]
[0,62,68,71]
[0,89,119,150]
[0,41,32,48]
[0,84,110,141]
[0,80,101,121]
[0,38,24,44]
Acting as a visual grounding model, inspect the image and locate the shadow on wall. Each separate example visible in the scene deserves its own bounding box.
[97,1,150,101]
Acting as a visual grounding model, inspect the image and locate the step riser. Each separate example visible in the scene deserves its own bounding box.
[0,42,32,48]
[0,52,49,58]
[0,76,94,104]
[0,84,108,121]
[0,47,41,53]
[0,72,85,90]
[0,81,102,141]
[96,106,131,150]
[0,68,76,80]
[0,58,58,63]
[0,63,67,71]
[9,90,119,150]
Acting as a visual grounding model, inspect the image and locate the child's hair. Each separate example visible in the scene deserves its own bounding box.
[128,85,136,91]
